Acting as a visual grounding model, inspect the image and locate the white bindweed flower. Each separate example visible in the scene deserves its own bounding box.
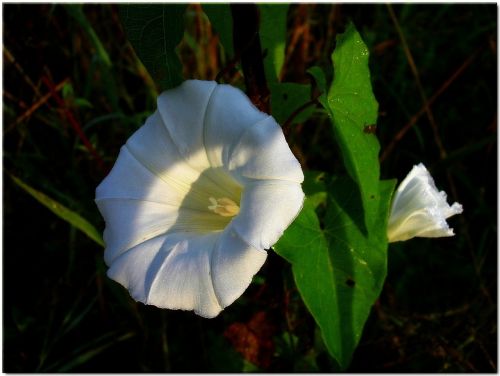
[95,80,304,318]
[387,163,463,243]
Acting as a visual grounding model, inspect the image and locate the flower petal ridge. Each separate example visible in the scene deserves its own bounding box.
[95,80,305,318]
[387,163,463,243]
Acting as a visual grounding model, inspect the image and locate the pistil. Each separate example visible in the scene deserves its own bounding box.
[208,197,240,217]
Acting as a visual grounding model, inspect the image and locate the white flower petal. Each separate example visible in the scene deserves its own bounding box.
[387,163,463,242]
[107,233,221,318]
[199,82,303,183]
[149,86,244,205]
[133,113,241,205]
[96,197,233,265]
[108,229,268,318]
[211,228,267,308]
[204,84,269,169]
[97,199,178,265]
[96,145,186,206]
[124,111,205,205]
[232,180,305,250]
[145,233,222,318]
[228,116,304,183]
[107,234,169,304]
[157,80,217,171]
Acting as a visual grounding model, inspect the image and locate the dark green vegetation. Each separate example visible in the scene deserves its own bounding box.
[3,4,496,372]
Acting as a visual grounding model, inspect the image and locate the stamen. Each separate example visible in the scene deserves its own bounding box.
[208,196,240,217]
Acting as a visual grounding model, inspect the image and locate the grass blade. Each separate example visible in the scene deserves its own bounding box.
[9,174,104,247]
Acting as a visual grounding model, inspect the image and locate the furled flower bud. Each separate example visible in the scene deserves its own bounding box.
[387,163,463,243]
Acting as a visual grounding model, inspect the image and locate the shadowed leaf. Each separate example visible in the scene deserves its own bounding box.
[202,4,234,58]
[119,4,186,90]
[270,82,314,125]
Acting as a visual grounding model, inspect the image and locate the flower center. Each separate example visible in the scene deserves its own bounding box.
[208,197,240,217]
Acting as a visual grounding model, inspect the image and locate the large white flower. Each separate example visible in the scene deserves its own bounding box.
[387,163,463,243]
[95,80,304,318]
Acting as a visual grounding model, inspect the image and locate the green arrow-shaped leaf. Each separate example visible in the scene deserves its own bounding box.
[275,178,395,369]
[320,23,381,229]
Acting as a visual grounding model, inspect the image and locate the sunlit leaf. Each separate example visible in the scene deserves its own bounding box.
[259,4,288,82]
[119,4,186,90]
[320,23,381,228]
[275,24,394,368]
[9,175,104,247]
[275,178,395,369]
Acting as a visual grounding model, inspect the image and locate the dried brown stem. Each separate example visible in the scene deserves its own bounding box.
[6,79,69,133]
[282,96,320,136]
[380,47,479,162]
[42,76,106,172]
[3,46,42,98]
[387,4,447,159]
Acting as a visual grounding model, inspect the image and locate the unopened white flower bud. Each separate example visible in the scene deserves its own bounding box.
[387,163,463,243]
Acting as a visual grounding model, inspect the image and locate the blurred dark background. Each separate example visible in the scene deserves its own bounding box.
[3,4,497,372]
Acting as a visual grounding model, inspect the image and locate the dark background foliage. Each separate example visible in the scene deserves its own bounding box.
[3,3,496,372]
